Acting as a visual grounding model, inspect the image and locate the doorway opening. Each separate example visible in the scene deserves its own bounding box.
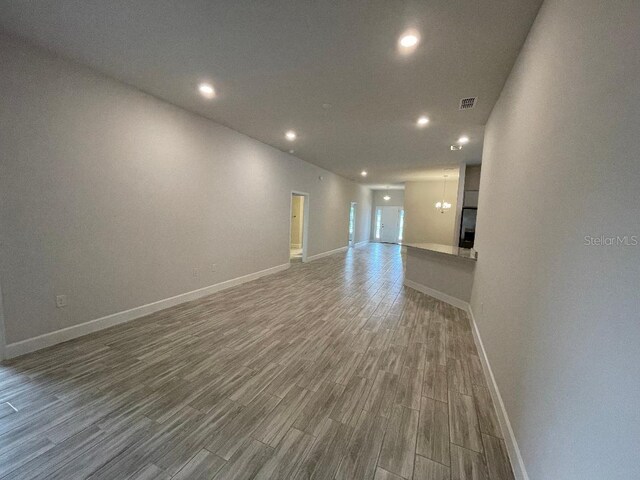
[290,192,309,262]
[374,206,404,244]
[348,202,357,246]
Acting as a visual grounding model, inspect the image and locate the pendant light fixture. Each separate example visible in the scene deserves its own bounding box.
[435,174,452,213]
[383,186,391,201]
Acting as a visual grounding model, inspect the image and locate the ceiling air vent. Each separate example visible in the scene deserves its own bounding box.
[459,97,477,110]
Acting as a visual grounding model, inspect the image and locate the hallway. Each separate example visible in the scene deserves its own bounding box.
[0,244,510,480]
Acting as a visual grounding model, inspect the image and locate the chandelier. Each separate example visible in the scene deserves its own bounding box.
[435,174,452,213]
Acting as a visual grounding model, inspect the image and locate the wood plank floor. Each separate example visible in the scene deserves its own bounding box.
[0,243,514,480]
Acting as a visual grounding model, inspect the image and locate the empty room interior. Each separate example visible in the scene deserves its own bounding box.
[0,1,638,479]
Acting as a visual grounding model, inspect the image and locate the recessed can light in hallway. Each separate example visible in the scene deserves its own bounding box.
[198,83,215,99]
[285,130,297,141]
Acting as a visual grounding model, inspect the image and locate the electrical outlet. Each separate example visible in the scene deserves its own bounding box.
[193,267,200,278]
[210,263,217,272]
[56,295,67,308]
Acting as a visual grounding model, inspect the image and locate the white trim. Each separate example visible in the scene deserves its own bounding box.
[5,263,290,359]
[403,278,470,311]
[467,306,529,480]
[306,246,348,262]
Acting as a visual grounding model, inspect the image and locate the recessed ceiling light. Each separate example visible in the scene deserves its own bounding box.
[383,195,391,201]
[458,135,470,144]
[198,83,215,99]
[417,115,430,127]
[322,103,332,110]
[289,150,295,154]
[451,145,463,151]
[399,32,420,48]
[285,130,297,141]
[361,171,368,177]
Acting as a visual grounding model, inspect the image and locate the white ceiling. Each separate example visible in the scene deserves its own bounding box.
[0,0,542,185]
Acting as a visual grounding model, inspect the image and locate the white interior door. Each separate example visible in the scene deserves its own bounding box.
[380,206,401,243]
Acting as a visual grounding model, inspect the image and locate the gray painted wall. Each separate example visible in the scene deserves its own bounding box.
[405,249,475,304]
[404,179,459,245]
[463,165,481,192]
[471,0,640,478]
[371,189,404,208]
[0,35,372,345]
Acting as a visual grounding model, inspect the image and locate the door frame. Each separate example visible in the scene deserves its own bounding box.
[348,202,357,247]
[290,191,310,262]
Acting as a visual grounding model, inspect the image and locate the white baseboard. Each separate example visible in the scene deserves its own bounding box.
[467,306,529,480]
[5,263,290,359]
[306,245,348,262]
[403,279,470,311]
[354,240,369,247]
